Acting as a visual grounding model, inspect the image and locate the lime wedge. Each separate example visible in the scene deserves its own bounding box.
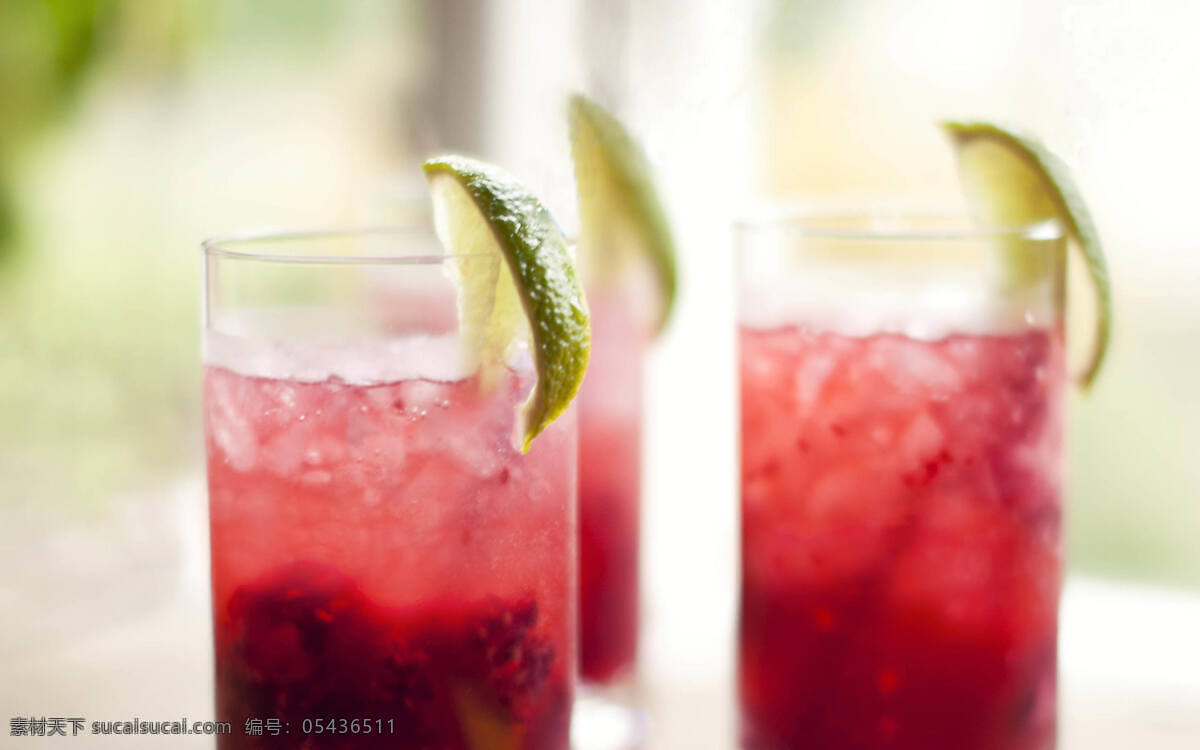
[569,93,677,335]
[423,155,590,452]
[941,121,1112,389]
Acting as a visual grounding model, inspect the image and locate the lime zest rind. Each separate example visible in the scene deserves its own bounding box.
[569,93,678,336]
[423,155,590,452]
[941,121,1112,390]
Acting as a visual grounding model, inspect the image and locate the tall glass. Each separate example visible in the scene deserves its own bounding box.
[737,213,1066,750]
[578,282,645,690]
[571,267,650,750]
[202,228,576,749]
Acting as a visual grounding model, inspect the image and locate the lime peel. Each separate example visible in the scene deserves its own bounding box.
[569,93,677,336]
[423,155,590,452]
[941,121,1112,389]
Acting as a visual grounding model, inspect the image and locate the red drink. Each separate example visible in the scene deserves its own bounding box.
[205,358,575,749]
[739,324,1063,750]
[577,293,644,684]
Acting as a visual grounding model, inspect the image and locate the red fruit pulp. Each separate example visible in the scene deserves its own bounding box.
[205,364,575,749]
[577,293,644,684]
[739,325,1063,750]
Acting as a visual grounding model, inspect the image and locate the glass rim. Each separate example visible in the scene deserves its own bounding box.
[201,225,492,265]
[734,206,1065,243]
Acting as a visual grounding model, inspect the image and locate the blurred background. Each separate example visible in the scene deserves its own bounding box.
[1,0,1197,747]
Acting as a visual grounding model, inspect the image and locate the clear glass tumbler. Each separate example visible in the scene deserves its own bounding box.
[202,227,577,749]
[737,213,1066,750]
[571,272,650,750]
[578,276,646,691]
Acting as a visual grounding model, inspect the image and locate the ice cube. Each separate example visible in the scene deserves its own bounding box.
[888,491,1006,632]
[792,351,837,414]
[385,459,462,534]
[260,425,309,478]
[896,410,947,484]
[392,380,446,417]
[872,337,963,395]
[768,463,909,583]
[445,426,507,479]
[353,429,408,477]
[207,374,260,472]
[210,415,259,472]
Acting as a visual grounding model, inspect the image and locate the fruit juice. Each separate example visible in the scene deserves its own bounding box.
[577,292,644,684]
[739,320,1063,750]
[204,337,575,749]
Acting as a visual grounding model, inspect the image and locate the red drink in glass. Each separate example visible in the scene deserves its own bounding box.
[577,292,644,684]
[202,229,577,750]
[737,215,1066,750]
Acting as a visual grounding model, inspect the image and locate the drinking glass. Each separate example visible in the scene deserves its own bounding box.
[202,227,577,749]
[737,212,1066,750]
[571,254,653,749]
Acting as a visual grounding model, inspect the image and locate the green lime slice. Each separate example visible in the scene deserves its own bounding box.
[941,121,1112,389]
[423,155,590,452]
[569,93,677,335]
